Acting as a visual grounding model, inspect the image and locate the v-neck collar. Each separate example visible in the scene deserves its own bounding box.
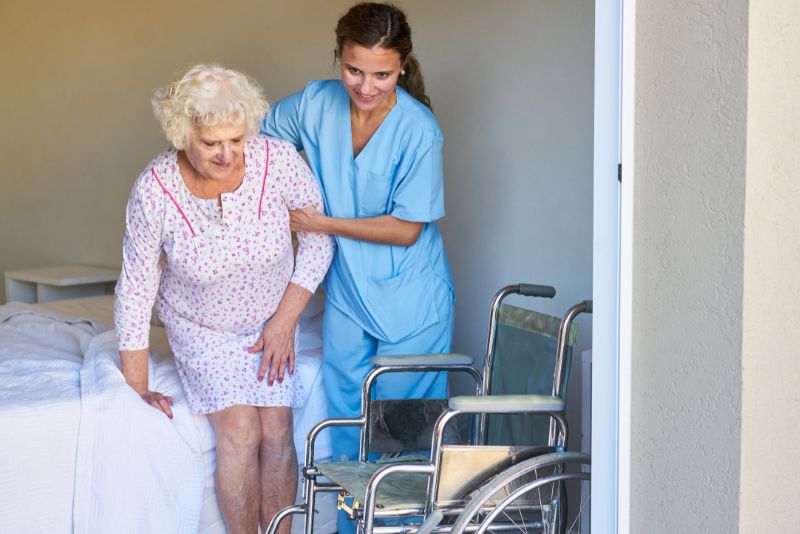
[341,83,399,164]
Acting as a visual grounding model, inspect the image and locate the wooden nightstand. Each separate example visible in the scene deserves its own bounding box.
[4,265,119,304]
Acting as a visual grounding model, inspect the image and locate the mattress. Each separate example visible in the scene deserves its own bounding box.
[29,294,337,534]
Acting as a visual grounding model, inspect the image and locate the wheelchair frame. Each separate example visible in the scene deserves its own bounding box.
[267,284,592,534]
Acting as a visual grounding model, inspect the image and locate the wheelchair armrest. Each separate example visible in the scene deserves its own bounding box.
[371,353,474,367]
[305,417,365,466]
[449,394,564,414]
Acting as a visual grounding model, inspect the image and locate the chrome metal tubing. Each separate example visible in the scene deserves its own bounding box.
[264,504,306,534]
[361,462,436,534]
[478,284,557,444]
[360,364,482,462]
[426,408,567,517]
[481,286,520,398]
[548,300,592,447]
[425,409,463,516]
[297,417,361,534]
[302,465,318,534]
[552,301,591,399]
[551,413,568,451]
[305,417,365,466]
[294,417,363,534]
[309,482,343,492]
[478,286,523,445]
[370,525,541,533]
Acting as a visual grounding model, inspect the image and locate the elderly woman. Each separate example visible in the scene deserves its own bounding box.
[114,64,334,534]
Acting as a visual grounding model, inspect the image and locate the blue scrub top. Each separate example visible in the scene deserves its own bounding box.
[261,80,453,343]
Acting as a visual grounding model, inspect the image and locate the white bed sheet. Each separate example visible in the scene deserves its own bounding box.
[0,304,204,533]
[0,307,98,533]
[1,294,337,534]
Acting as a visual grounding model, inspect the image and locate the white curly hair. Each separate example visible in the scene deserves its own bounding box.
[152,64,269,149]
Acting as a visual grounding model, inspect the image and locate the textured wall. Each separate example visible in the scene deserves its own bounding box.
[631,1,748,531]
[740,1,800,530]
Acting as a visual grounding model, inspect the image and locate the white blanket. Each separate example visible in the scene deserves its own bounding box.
[0,301,333,533]
[0,304,204,533]
[74,329,205,533]
[0,305,98,533]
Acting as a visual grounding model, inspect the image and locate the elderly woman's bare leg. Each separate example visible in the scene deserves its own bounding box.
[258,406,297,534]
[209,405,262,534]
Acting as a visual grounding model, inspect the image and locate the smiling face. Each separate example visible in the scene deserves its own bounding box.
[183,122,246,181]
[340,42,403,113]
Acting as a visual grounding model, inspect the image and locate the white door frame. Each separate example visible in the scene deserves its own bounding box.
[593,0,635,532]
[618,0,636,531]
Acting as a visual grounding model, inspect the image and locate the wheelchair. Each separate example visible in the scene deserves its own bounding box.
[267,284,592,533]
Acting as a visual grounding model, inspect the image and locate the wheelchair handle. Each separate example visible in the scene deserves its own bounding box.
[483,283,557,398]
[547,299,592,447]
[517,283,556,298]
[553,300,593,397]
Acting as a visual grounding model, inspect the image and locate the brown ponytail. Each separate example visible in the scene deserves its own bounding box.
[335,2,432,109]
[398,54,430,109]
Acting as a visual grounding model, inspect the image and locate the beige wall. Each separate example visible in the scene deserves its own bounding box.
[631,0,748,531]
[740,1,800,530]
[0,0,348,294]
[0,0,594,426]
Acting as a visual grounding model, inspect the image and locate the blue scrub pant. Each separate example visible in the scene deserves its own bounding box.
[322,286,454,533]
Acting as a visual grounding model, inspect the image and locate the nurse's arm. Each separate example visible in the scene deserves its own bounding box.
[290,207,422,246]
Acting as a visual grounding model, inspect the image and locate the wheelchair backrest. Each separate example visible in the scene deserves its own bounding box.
[485,303,578,446]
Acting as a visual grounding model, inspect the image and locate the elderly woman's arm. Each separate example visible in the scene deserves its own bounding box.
[115,173,173,417]
[120,349,174,418]
[248,142,335,384]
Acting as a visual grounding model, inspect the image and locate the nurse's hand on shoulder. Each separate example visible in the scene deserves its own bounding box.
[289,206,323,233]
[248,316,296,385]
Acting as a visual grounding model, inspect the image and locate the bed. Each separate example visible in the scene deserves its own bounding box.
[0,292,337,534]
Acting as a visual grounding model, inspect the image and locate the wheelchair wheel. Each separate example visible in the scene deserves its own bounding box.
[450,452,590,534]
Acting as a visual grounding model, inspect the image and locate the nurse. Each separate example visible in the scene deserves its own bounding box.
[260,2,454,465]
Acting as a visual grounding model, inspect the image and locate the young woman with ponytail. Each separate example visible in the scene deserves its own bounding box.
[260,0,454,497]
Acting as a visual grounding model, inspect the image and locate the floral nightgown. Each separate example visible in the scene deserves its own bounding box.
[115,135,334,414]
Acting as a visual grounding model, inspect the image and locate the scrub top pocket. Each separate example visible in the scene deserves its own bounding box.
[357,171,393,217]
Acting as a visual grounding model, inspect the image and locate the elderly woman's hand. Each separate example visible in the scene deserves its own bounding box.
[138,390,175,419]
[120,349,174,419]
[248,316,296,385]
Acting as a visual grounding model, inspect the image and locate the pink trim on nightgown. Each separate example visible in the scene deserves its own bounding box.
[258,140,270,221]
[152,168,196,237]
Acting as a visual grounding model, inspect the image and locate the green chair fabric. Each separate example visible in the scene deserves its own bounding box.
[486,303,577,446]
[317,455,430,512]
